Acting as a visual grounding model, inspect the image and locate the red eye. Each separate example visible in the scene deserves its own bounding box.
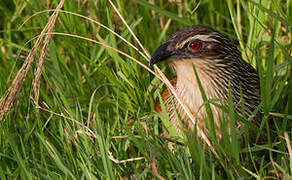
[189,40,200,50]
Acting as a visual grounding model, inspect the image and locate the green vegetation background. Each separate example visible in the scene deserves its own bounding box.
[0,0,291,179]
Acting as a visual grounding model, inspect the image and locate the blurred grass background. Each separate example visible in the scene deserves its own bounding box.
[0,0,291,179]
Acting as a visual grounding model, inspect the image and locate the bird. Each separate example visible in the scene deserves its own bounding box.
[149,25,261,141]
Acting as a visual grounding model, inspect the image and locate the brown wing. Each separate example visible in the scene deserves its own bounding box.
[155,77,177,113]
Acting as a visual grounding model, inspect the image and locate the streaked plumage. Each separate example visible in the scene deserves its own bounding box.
[150,25,261,140]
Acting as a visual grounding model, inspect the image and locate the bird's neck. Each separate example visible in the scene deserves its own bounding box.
[171,59,220,113]
[169,60,223,138]
[171,60,215,94]
[173,60,196,83]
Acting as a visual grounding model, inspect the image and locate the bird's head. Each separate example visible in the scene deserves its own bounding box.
[149,25,240,68]
[149,25,261,119]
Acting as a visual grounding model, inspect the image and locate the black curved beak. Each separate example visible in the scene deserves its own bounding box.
[149,41,172,67]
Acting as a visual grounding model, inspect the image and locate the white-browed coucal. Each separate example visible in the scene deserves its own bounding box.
[149,25,261,141]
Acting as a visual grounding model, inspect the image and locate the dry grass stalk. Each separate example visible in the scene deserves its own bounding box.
[0,0,64,120]
[284,132,292,161]
[19,10,149,63]
[107,150,145,164]
[32,0,64,103]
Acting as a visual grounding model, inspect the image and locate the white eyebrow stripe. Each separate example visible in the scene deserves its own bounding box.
[176,34,219,49]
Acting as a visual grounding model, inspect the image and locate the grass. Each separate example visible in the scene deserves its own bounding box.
[0,0,291,179]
